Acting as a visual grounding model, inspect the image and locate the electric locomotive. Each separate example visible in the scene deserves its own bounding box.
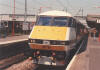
[28,10,88,66]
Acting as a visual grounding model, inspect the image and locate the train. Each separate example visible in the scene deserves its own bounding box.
[28,10,88,66]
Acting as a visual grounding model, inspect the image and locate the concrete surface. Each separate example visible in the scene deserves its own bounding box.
[0,35,29,45]
[69,37,100,70]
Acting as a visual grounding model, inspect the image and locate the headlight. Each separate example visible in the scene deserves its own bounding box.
[29,39,35,43]
[30,40,33,43]
[32,40,35,43]
[29,39,42,44]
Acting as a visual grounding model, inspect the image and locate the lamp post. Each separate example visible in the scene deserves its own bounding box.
[12,0,15,36]
[24,0,27,23]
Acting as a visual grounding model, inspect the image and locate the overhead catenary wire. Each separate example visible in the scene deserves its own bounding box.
[75,8,81,16]
[55,0,68,11]
[16,0,25,5]
[30,0,54,13]
[75,8,83,16]
[15,0,36,12]
[31,0,46,7]
[55,0,66,8]
[65,0,74,9]
[0,3,35,13]
[30,0,46,13]
[16,0,37,12]
[31,0,53,10]
[0,3,25,11]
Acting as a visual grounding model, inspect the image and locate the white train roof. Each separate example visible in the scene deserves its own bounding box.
[39,10,72,17]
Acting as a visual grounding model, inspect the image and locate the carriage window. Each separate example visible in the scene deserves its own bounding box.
[37,16,52,26]
[68,18,73,27]
[52,17,68,26]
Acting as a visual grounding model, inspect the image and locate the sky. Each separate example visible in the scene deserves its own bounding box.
[0,0,100,16]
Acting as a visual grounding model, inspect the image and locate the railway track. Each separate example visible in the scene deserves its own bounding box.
[0,41,32,70]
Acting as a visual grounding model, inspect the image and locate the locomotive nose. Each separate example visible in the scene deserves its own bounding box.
[29,26,68,41]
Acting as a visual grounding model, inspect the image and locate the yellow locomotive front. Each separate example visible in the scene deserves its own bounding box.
[28,10,75,66]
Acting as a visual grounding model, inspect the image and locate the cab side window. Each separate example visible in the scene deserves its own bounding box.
[68,18,76,28]
[68,18,73,27]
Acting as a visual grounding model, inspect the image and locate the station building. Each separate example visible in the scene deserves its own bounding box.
[86,14,100,37]
[0,14,36,36]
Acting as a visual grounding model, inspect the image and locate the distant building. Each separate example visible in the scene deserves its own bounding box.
[86,14,100,29]
[86,14,100,37]
[0,14,36,35]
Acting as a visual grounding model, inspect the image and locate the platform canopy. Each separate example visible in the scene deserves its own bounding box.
[86,14,100,22]
[39,10,72,17]
[86,14,100,31]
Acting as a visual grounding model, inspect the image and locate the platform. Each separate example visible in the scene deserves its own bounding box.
[67,37,100,70]
[0,35,29,45]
